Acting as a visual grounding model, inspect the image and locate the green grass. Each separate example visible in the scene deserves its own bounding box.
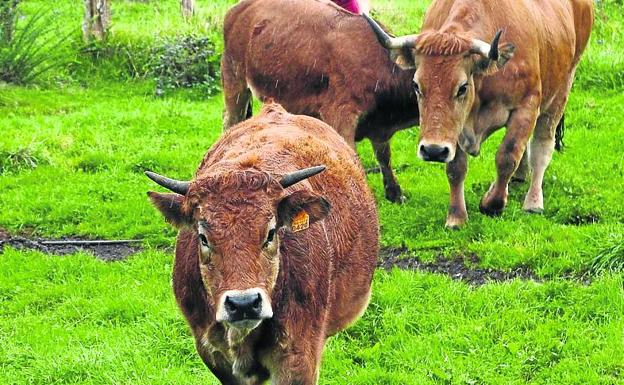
[1,248,622,385]
[1,0,623,384]
[1,83,622,276]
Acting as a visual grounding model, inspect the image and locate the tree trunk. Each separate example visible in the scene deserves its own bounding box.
[180,0,194,19]
[83,0,110,42]
[0,0,19,43]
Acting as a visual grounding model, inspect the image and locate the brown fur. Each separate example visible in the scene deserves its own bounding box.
[221,0,419,203]
[149,103,378,385]
[380,0,593,227]
[414,30,473,56]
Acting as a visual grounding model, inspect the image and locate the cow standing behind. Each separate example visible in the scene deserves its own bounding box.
[221,0,419,203]
[146,103,378,385]
[365,0,593,227]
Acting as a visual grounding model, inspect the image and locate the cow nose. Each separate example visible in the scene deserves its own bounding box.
[224,293,263,321]
[420,144,451,162]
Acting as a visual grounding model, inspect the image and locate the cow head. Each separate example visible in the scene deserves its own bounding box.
[146,166,329,331]
[364,14,515,162]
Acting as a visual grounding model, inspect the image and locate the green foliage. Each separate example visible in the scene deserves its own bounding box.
[153,35,221,97]
[0,5,73,84]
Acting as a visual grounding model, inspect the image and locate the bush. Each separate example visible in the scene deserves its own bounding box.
[0,2,73,84]
[151,34,220,97]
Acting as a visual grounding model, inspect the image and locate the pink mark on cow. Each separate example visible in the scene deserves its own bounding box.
[332,0,364,14]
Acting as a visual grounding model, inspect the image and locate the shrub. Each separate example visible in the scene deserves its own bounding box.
[151,34,220,97]
[0,3,73,84]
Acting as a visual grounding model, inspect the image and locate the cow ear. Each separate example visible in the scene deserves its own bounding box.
[148,192,193,228]
[277,190,331,231]
[390,47,417,70]
[474,43,515,75]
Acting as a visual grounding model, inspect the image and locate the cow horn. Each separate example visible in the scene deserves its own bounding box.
[280,165,326,189]
[471,30,503,60]
[145,171,190,195]
[488,30,502,61]
[363,13,416,50]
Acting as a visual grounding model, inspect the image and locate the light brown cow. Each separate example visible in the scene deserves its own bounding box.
[365,0,593,227]
[146,103,378,385]
[221,0,419,203]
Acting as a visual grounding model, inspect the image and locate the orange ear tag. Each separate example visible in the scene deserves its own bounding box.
[291,210,310,232]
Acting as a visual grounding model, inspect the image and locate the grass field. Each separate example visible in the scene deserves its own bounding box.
[1,0,623,384]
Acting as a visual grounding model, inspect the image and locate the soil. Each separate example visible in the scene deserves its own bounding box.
[379,247,541,285]
[0,229,543,284]
[0,230,140,261]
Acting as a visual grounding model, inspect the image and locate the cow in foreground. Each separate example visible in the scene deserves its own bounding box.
[146,103,378,385]
[365,0,593,227]
[221,0,419,203]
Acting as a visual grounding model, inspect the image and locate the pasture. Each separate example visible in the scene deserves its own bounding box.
[1,0,623,384]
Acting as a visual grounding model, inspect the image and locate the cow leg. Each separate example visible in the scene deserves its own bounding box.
[524,72,575,213]
[372,140,405,203]
[445,147,468,228]
[196,344,241,385]
[480,102,538,216]
[221,56,252,130]
[223,87,252,131]
[512,148,530,183]
[273,342,323,385]
[523,116,556,213]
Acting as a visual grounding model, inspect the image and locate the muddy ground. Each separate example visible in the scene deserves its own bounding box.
[1,229,549,284]
[0,229,140,261]
[378,247,542,285]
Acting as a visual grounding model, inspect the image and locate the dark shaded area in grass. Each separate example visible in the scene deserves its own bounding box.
[379,247,541,285]
[0,229,140,261]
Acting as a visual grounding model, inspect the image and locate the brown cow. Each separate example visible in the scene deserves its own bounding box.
[146,103,378,385]
[365,0,593,227]
[221,0,419,203]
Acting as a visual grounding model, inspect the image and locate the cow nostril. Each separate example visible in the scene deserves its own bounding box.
[252,293,262,310]
[224,296,236,313]
[421,144,451,162]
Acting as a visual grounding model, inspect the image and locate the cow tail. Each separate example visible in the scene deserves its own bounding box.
[555,114,565,151]
[246,98,253,119]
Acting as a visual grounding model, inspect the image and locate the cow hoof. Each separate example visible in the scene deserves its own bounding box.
[385,188,406,204]
[479,197,506,217]
[524,207,544,214]
[445,222,464,230]
[445,215,467,229]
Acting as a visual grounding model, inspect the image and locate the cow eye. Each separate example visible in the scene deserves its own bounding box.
[457,83,469,98]
[198,234,212,263]
[413,81,422,96]
[263,228,276,248]
[199,233,209,247]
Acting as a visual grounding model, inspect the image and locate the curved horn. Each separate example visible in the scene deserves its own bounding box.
[470,39,491,57]
[488,30,503,61]
[471,30,503,59]
[145,171,190,195]
[363,13,416,50]
[280,165,326,189]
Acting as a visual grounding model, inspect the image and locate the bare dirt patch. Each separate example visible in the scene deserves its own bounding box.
[0,230,141,261]
[379,247,541,285]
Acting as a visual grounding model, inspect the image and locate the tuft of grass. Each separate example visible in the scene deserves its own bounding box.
[0,6,73,84]
[0,145,48,174]
[590,234,624,274]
